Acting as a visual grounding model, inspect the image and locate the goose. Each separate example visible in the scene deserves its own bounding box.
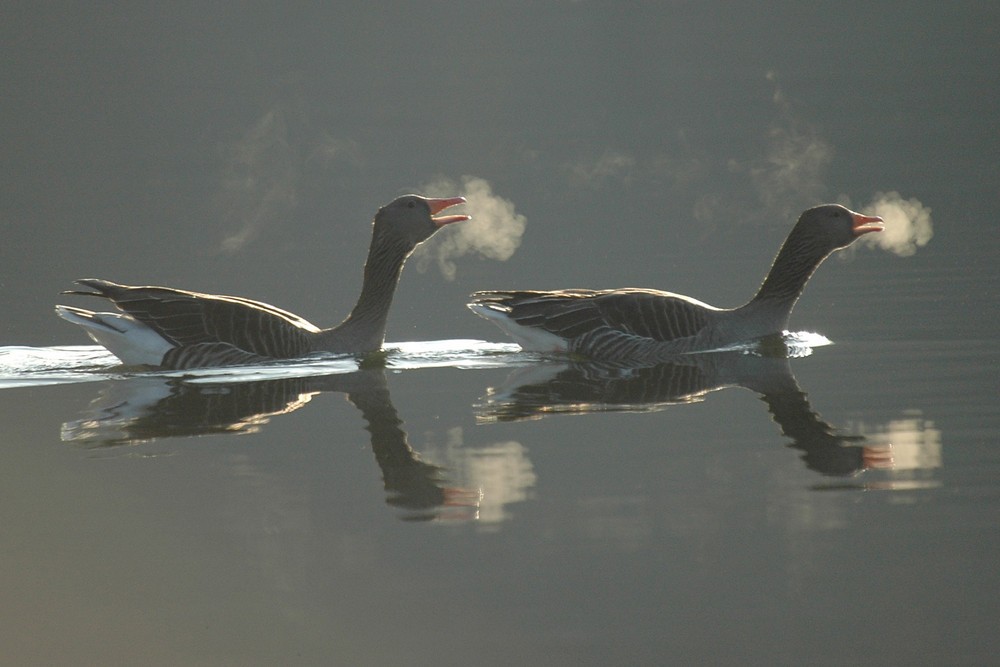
[468,204,883,361]
[56,194,469,369]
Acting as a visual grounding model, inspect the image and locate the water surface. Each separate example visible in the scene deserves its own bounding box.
[1,3,997,665]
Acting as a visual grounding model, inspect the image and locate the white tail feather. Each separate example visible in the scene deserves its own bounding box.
[55,305,173,366]
[467,303,569,353]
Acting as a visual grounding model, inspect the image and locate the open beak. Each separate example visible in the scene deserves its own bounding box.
[852,211,885,236]
[427,196,470,226]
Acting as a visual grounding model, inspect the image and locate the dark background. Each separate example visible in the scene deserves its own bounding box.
[2,3,996,347]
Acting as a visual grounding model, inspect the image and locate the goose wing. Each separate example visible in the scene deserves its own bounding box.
[65,279,319,359]
[471,288,714,343]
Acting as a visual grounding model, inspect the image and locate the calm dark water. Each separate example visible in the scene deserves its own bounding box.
[1,3,997,665]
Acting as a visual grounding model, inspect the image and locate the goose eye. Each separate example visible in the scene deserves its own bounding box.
[407,201,416,209]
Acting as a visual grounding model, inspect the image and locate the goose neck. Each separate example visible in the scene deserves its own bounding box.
[749,226,833,308]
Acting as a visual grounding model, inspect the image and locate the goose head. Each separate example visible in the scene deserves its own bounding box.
[373,195,470,248]
[795,204,884,252]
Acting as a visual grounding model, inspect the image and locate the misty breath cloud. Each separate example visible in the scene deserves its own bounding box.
[215,105,357,253]
[860,192,933,256]
[217,109,299,253]
[567,150,636,188]
[751,126,832,216]
[415,176,527,280]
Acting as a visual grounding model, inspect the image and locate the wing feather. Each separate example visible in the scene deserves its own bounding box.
[68,279,318,359]
[470,288,713,345]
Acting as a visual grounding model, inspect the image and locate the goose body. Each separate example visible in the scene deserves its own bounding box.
[469,204,883,361]
[57,195,468,369]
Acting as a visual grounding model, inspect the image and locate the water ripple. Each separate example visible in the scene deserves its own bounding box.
[0,332,825,389]
[0,340,530,389]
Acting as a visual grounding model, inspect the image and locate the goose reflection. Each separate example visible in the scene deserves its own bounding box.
[475,345,893,479]
[61,369,480,521]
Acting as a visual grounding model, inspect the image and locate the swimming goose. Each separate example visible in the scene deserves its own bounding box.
[57,195,469,369]
[469,204,883,361]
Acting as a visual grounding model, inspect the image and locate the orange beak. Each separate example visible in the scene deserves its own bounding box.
[852,211,885,236]
[427,196,470,226]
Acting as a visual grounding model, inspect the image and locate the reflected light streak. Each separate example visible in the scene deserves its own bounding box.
[425,427,537,526]
[851,411,942,491]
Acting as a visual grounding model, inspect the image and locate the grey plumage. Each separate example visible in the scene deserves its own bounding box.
[469,204,884,361]
[57,195,468,369]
